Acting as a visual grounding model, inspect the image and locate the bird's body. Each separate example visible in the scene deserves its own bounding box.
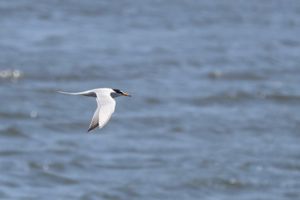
[59,88,130,132]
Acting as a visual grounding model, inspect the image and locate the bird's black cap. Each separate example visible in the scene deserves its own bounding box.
[113,89,122,94]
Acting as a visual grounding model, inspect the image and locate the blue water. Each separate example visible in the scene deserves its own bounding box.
[1,0,300,199]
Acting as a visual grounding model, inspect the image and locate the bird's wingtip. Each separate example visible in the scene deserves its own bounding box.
[57,91,74,95]
[87,126,97,133]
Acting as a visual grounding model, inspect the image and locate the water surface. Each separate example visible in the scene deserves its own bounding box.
[0,0,300,199]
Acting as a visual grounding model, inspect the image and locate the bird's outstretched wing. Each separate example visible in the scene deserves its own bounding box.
[58,90,96,97]
[87,93,116,132]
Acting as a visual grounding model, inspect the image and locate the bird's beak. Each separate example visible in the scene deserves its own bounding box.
[122,92,131,97]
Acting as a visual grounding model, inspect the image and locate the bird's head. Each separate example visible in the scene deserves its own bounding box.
[111,88,131,98]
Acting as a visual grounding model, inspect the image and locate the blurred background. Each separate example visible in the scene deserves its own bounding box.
[0,0,300,199]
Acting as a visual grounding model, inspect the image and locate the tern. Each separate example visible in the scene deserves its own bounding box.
[59,88,131,132]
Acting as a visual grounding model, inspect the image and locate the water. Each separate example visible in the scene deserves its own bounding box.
[1,0,300,199]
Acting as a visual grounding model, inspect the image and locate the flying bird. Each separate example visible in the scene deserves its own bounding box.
[59,88,131,132]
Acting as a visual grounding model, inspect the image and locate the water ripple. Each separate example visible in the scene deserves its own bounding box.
[0,127,29,138]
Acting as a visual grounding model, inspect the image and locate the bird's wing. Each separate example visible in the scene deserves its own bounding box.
[96,94,116,129]
[58,90,97,97]
[88,106,100,132]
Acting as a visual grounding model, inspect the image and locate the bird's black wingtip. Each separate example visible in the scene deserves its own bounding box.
[87,128,93,133]
[87,127,97,133]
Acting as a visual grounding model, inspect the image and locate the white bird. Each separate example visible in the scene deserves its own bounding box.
[58,88,131,132]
